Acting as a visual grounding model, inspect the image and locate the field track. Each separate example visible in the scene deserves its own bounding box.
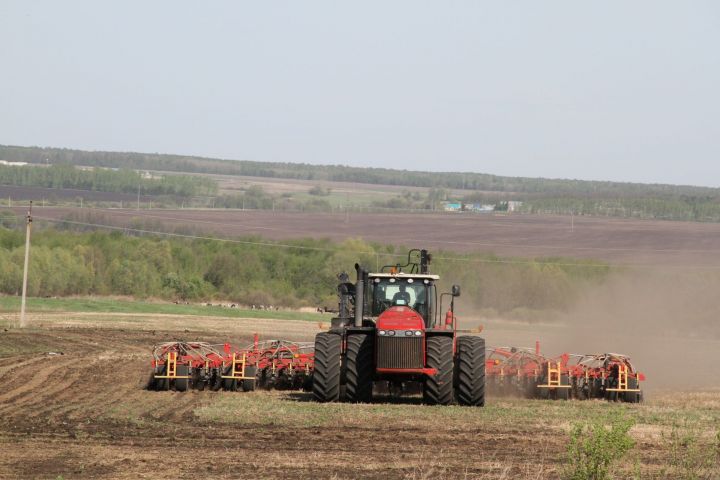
[10,206,720,266]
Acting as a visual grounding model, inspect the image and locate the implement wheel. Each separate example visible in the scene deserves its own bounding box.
[223,378,238,391]
[557,375,570,400]
[155,366,169,391]
[423,336,454,405]
[175,365,189,392]
[193,369,206,391]
[242,366,257,392]
[312,332,342,402]
[454,336,485,406]
[145,370,156,391]
[623,377,642,403]
[344,333,374,403]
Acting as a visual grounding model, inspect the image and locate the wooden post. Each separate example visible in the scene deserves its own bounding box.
[20,202,33,328]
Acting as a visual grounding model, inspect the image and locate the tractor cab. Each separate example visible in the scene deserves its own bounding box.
[369,273,438,328]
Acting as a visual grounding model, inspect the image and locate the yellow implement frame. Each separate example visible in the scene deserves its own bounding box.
[221,353,256,380]
[154,351,190,379]
[606,364,641,392]
[536,361,571,389]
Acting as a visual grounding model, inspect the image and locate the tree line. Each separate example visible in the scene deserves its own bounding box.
[3,144,718,198]
[4,144,720,222]
[0,220,611,315]
[0,163,217,197]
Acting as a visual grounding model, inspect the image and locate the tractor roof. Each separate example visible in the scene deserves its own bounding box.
[368,273,440,280]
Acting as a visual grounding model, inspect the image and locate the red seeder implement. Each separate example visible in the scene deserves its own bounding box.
[147,334,315,392]
[147,335,644,401]
[486,342,645,402]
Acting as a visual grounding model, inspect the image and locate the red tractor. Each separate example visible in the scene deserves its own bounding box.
[312,249,485,406]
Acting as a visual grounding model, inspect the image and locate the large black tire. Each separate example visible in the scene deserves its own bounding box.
[423,336,454,405]
[312,332,342,402]
[344,333,374,403]
[455,336,485,406]
[242,366,257,392]
[175,365,189,392]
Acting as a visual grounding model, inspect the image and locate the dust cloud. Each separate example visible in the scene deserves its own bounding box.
[462,269,720,392]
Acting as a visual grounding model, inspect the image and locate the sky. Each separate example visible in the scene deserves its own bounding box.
[1,1,719,186]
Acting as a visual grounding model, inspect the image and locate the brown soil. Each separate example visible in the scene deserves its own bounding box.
[0,315,717,479]
[15,207,720,266]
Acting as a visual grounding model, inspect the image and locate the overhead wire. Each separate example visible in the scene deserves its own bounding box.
[30,215,720,270]
[52,206,720,256]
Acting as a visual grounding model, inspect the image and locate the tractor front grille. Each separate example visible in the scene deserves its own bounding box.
[376,336,423,369]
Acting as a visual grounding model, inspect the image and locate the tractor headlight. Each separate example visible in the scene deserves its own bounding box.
[379,330,387,336]
[405,330,413,336]
[388,330,396,336]
[414,330,422,336]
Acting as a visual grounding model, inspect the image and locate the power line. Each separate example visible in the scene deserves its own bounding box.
[30,215,720,270]
[44,206,720,256]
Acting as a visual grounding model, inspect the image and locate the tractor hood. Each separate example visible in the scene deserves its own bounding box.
[376,306,425,331]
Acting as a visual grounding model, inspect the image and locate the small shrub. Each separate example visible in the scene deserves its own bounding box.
[662,424,720,480]
[562,414,635,480]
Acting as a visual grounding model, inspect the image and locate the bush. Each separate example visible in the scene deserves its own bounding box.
[662,424,720,479]
[563,414,635,480]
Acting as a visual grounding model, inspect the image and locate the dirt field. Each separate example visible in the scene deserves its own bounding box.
[1,312,718,479]
[14,206,720,266]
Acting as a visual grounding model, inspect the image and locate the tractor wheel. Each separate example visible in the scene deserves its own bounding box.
[423,336,454,406]
[455,336,485,406]
[175,365,189,392]
[242,366,257,392]
[557,375,570,400]
[312,332,342,402]
[344,333,374,403]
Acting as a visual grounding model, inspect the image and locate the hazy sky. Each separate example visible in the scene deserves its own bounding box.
[1,2,719,186]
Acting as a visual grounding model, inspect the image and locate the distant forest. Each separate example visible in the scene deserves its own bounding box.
[0,163,217,197]
[3,144,720,221]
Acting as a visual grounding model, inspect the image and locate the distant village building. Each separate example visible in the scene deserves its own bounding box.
[0,160,28,166]
[466,203,496,213]
[507,201,524,212]
[443,202,462,212]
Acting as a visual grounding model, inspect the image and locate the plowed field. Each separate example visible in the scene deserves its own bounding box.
[13,207,720,266]
[1,313,718,479]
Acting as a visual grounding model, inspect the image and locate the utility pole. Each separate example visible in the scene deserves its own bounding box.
[20,202,32,328]
[137,183,141,211]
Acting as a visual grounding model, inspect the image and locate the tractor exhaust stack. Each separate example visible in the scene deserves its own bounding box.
[354,263,364,327]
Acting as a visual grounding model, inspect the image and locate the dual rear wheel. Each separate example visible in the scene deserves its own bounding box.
[313,332,486,406]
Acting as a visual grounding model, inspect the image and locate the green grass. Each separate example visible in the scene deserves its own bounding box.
[0,296,322,322]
